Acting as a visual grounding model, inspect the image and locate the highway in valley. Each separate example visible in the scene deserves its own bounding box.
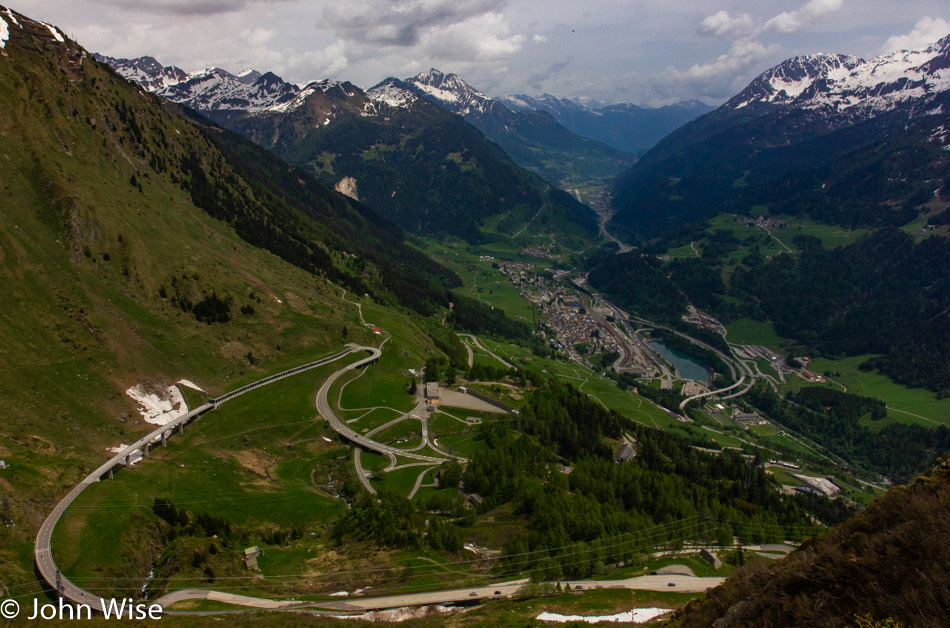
[590,295,757,409]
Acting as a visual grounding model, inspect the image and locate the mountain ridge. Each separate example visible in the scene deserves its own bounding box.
[392,68,638,187]
[500,93,714,155]
[94,53,363,118]
[610,34,950,239]
[98,55,599,242]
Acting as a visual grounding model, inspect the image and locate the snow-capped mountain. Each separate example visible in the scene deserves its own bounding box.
[726,34,950,120]
[404,68,501,117]
[610,34,950,239]
[500,93,597,117]
[370,69,636,186]
[95,54,359,116]
[365,78,420,109]
[96,55,188,91]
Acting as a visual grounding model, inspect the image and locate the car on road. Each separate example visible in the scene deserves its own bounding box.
[668,582,676,587]
[575,585,583,590]
[494,591,502,596]
[469,592,478,597]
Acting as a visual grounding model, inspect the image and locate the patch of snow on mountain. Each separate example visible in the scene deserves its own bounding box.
[501,95,532,110]
[43,22,64,42]
[5,8,19,27]
[768,74,814,100]
[928,124,949,148]
[847,46,941,89]
[412,81,460,104]
[0,15,8,48]
[267,85,316,114]
[367,82,417,108]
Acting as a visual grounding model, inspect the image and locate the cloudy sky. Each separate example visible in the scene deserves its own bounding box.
[11,0,950,106]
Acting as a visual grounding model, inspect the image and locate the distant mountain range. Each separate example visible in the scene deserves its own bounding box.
[95,53,363,118]
[500,94,713,155]
[610,35,950,239]
[98,56,597,242]
[385,68,638,187]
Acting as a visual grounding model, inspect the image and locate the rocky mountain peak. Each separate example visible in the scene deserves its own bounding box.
[405,68,493,116]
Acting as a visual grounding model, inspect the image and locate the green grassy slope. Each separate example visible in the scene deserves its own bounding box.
[0,8,450,598]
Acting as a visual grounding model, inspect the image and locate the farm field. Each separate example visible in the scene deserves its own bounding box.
[785,355,950,427]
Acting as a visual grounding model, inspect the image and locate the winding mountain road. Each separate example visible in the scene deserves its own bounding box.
[314,348,445,465]
[34,347,360,612]
[457,334,513,369]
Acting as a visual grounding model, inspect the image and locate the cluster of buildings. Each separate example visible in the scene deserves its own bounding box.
[737,216,789,231]
[543,297,623,360]
[732,409,768,426]
[682,310,726,336]
[495,260,534,278]
[494,263,623,364]
[519,243,562,260]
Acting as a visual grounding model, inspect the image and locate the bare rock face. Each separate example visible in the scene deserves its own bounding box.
[335,176,359,201]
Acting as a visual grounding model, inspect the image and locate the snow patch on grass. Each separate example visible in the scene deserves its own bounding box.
[126,382,188,426]
[43,22,64,42]
[536,608,671,624]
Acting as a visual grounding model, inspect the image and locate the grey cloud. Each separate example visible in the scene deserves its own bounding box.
[527,57,571,90]
[93,0,296,16]
[322,0,507,46]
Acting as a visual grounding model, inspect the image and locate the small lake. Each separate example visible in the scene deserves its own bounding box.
[648,341,711,382]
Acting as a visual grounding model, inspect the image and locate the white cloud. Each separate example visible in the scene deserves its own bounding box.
[418,11,525,61]
[243,28,276,47]
[676,39,777,82]
[763,0,844,34]
[699,11,755,38]
[281,39,349,77]
[881,17,950,53]
[532,34,547,43]
[650,38,779,102]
